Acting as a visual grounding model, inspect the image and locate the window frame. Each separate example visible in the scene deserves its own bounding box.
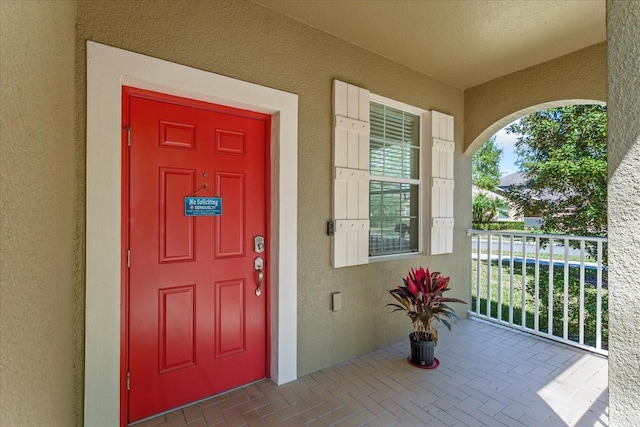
[368,93,430,262]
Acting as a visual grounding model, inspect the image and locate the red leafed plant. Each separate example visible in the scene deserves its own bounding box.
[388,267,466,345]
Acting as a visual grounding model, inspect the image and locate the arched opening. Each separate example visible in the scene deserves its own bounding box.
[465,99,606,157]
[469,101,607,234]
[468,100,609,356]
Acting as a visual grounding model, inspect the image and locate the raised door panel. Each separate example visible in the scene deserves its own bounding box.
[158,285,195,373]
[215,173,245,258]
[159,168,196,263]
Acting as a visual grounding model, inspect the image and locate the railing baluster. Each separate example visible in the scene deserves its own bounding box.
[596,240,603,351]
[579,240,585,345]
[563,238,570,340]
[509,235,514,325]
[548,238,554,338]
[534,236,540,332]
[487,234,492,318]
[498,235,503,322]
[521,235,527,328]
[476,233,481,315]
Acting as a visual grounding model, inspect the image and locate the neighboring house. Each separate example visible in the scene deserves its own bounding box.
[472,185,522,222]
[499,172,573,229]
[497,171,526,192]
[2,2,638,426]
[498,172,542,227]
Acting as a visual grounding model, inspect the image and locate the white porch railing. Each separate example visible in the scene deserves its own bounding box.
[468,229,608,356]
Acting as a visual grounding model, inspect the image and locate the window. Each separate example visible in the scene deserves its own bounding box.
[331,79,454,268]
[369,101,421,257]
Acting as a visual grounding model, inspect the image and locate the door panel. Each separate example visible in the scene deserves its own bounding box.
[216,172,246,257]
[216,279,246,356]
[160,168,196,262]
[158,285,195,372]
[126,90,268,423]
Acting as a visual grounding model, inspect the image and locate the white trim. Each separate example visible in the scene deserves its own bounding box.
[369,93,426,116]
[85,41,298,426]
[368,252,423,263]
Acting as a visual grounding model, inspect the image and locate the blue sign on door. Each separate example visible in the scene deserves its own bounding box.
[184,197,222,216]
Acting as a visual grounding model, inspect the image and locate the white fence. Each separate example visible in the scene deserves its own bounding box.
[468,229,608,356]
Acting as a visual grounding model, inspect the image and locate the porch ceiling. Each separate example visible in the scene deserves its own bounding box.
[255,0,606,90]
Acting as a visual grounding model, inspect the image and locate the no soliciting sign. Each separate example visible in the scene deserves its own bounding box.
[184,197,222,216]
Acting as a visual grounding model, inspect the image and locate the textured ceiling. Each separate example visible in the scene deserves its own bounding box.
[255,0,606,90]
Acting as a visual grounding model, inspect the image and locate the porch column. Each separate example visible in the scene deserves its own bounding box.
[607,0,640,424]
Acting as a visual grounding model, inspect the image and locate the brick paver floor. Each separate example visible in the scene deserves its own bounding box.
[131,318,608,427]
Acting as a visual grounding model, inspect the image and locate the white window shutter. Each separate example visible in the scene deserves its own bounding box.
[430,111,455,255]
[332,80,370,268]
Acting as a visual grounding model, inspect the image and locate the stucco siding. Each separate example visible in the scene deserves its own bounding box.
[1,0,638,425]
[607,0,640,424]
[0,1,77,426]
[74,0,470,393]
[464,42,607,154]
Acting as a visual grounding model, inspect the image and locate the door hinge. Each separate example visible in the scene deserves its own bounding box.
[126,372,130,391]
[127,250,131,268]
[124,126,131,147]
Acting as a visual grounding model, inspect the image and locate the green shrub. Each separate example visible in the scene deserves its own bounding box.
[472,221,525,231]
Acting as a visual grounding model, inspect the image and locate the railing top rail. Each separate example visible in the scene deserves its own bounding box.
[467,228,608,243]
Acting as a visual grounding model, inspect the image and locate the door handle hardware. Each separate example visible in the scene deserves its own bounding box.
[254,235,265,253]
[255,270,264,296]
[254,256,264,296]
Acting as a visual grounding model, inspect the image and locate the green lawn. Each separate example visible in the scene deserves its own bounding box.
[471,259,608,350]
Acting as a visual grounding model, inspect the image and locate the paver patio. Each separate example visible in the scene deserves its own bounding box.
[131,318,608,427]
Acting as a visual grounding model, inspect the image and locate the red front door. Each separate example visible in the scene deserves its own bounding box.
[124,88,269,423]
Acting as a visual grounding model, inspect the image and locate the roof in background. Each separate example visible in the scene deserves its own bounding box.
[499,172,526,188]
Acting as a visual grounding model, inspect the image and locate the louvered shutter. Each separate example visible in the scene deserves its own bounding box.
[332,80,370,268]
[430,111,455,255]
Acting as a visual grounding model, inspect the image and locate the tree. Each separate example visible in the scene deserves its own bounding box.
[505,105,607,238]
[472,136,503,190]
[472,192,509,223]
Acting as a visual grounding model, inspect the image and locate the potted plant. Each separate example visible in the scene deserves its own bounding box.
[388,267,466,367]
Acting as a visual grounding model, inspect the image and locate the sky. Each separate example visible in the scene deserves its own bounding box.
[493,121,520,176]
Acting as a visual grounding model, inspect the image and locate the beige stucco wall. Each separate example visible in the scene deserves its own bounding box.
[74,0,470,392]
[464,42,607,154]
[607,0,640,424]
[6,1,636,424]
[0,1,77,426]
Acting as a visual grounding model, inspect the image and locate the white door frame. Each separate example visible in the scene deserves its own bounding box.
[85,41,298,426]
